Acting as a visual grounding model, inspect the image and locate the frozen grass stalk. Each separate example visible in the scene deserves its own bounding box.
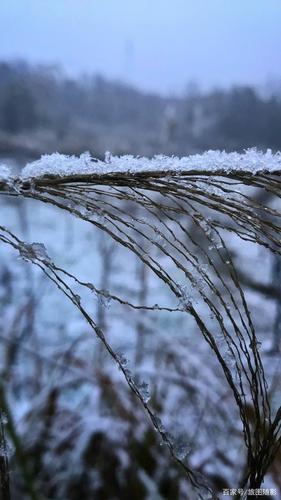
[1,150,281,496]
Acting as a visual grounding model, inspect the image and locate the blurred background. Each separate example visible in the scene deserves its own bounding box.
[0,1,281,498]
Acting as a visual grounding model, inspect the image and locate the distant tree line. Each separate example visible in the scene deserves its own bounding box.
[0,60,281,157]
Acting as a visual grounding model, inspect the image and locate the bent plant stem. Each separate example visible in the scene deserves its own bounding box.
[0,226,215,498]
[1,166,281,493]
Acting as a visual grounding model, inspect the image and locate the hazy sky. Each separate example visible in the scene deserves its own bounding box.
[0,0,281,94]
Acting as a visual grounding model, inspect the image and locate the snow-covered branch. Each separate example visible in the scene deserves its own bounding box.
[1,149,281,184]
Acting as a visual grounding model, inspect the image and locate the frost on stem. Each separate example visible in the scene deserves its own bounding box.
[5,177,35,195]
[154,416,165,434]
[96,290,112,309]
[116,352,128,368]
[199,218,223,250]
[173,439,191,461]
[136,381,150,404]
[18,242,51,264]
[116,350,151,402]
[178,281,206,310]
[178,284,193,311]
[163,429,192,461]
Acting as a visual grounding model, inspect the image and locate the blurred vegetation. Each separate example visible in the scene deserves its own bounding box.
[0,61,281,159]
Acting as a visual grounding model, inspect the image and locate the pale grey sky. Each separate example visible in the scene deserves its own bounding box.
[0,0,280,94]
